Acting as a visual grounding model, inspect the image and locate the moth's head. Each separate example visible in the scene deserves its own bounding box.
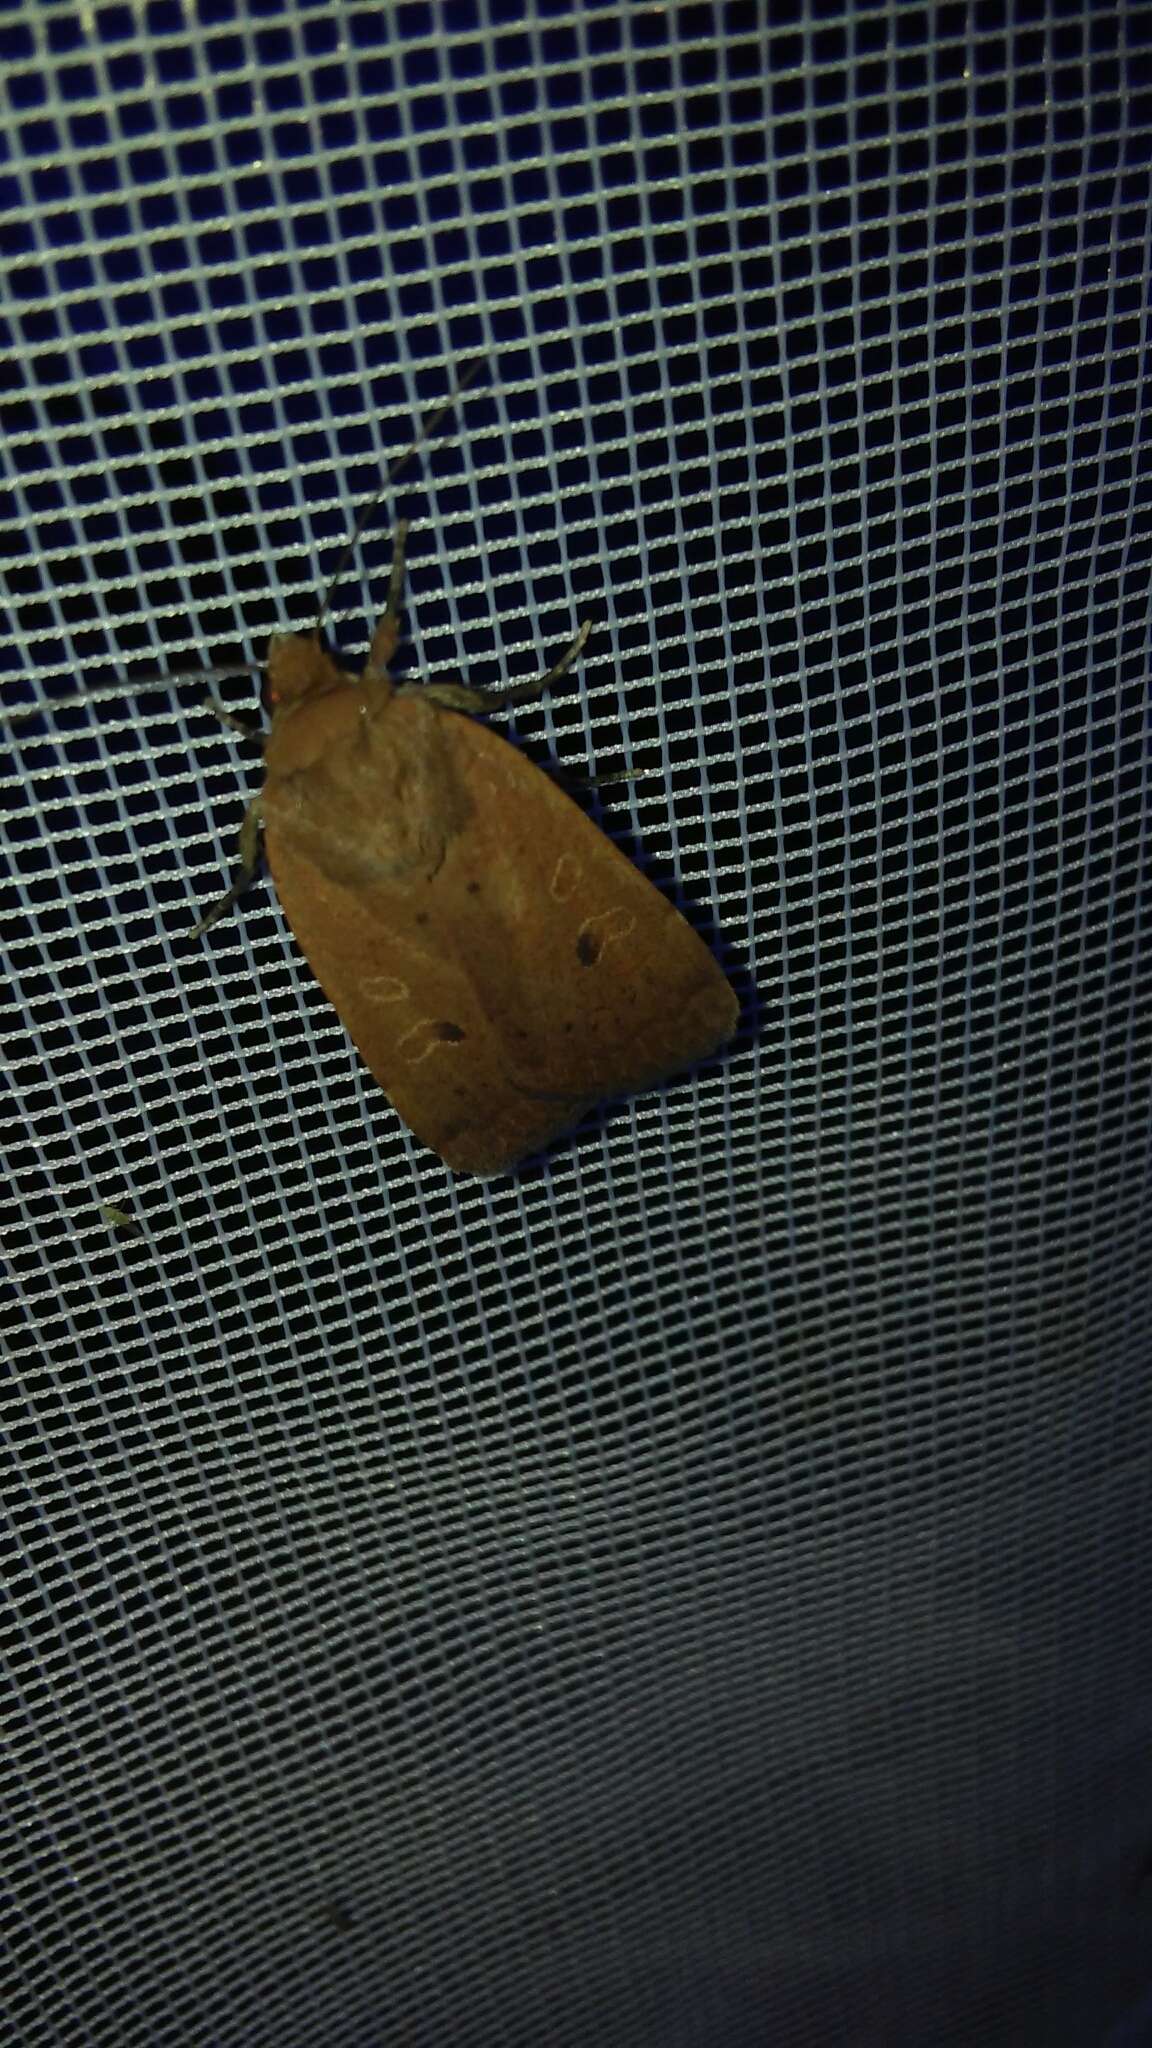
[265,630,350,710]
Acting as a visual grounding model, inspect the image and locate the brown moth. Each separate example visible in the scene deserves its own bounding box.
[197,372,738,1175]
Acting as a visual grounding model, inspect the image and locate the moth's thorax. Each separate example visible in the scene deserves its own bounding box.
[263,632,395,777]
[262,681,465,890]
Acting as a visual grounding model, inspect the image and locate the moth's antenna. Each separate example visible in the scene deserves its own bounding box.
[313,357,488,633]
[6,362,489,726]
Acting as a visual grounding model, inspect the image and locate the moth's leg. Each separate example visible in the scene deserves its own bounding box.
[366,518,410,677]
[190,798,264,937]
[554,752,639,790]
[202,696,258,737]
[415,618,592,714]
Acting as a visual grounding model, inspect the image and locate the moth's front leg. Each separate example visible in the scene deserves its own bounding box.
[410,619,593,714]
[190,797,265,936]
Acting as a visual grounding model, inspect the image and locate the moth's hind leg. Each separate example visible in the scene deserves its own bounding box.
[366,518,410,678]
[190,798,264,937]
[415,618,592,714]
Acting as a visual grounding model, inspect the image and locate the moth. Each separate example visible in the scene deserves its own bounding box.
[192,367,738,1176]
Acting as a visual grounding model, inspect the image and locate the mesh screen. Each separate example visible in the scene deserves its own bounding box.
[4,5,1152,2044]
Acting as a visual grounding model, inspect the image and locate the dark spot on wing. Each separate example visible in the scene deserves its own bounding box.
[415,912,429,926]
[576,930,602,967]
[435,1021,465,1042]
[467,880,481,895]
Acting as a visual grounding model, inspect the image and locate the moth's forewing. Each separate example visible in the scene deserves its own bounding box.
[260,658,736,1175]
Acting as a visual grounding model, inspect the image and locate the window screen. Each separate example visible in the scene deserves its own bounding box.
[5,6,1152,2045]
